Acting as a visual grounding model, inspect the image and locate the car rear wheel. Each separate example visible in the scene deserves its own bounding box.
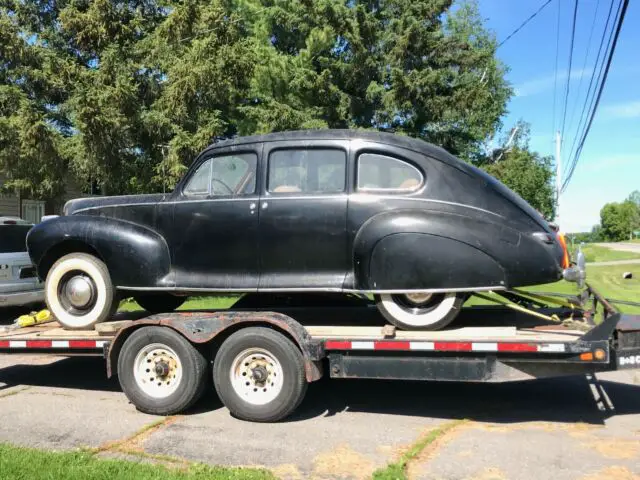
[45,253,116,330]
[134,294,185,314]
[375,292,466,330]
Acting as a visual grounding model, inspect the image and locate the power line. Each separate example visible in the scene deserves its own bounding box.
[559,0,579,147]
[566,0,601,142]
[561,0,629,193]
[563,0,617,181]
[563,0,622,188]
[498,0,555,49]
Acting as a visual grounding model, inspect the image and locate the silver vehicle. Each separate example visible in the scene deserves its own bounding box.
[0,217,44,308]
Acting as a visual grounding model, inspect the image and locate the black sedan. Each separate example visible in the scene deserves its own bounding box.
[27,130,567,330]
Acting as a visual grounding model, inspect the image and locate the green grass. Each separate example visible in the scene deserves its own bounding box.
[118,296,238,312]
[0,443,274,480]
[522,263,640,314]
[573,244,640,263]
[372,420,465,480]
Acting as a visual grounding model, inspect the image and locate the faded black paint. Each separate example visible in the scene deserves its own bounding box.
[27,130,564,293]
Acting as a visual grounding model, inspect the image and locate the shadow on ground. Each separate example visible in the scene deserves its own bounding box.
[1,356,638,426]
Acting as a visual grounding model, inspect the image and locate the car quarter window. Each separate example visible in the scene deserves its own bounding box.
[357,153,424,192]
[184,153,258,197]
[268,149,346,194]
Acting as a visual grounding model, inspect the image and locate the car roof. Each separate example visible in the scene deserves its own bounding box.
[203,129,457,163]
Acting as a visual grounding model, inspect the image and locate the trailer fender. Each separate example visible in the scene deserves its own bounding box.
[106,311,324,382]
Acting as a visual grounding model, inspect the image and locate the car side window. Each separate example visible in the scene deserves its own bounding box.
[184,153,258,197]
[268,149,346,194]
[357,153,424,192]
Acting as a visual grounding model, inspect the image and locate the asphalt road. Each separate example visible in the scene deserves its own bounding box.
[0,351,639,479]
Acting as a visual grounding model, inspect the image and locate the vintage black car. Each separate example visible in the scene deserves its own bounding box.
[27,130,567,330]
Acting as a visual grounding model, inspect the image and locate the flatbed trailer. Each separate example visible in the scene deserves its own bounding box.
[1,289,639,422]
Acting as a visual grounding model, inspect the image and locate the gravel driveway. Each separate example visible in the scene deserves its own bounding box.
[1,351,639,480]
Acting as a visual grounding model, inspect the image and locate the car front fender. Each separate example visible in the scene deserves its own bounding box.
[27,215,172,288]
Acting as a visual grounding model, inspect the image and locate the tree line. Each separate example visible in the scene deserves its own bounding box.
[0,0,556,219]
[570,191,640,243]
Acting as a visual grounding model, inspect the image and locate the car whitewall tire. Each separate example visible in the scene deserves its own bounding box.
[45,253,116,330]
[376,292,465,330]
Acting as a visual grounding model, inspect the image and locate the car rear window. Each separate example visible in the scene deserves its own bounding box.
[357,153,423,192]
[0,225,31,253]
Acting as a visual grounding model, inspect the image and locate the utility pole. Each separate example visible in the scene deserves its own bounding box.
[555,130,561,226]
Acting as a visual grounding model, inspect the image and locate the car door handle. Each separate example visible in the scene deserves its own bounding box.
[249,202,256,214]
[261,202,268,209]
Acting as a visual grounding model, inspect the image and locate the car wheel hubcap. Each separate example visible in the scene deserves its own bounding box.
[230,348,284,406]
[133,343,182,398]
[63,275,95,309]
[403,292,433,305]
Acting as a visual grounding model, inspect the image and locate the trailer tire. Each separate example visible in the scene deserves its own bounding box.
[118,326,207,415]
[213,327,307,422]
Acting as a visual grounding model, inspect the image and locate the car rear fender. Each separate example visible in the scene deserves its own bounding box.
[352,210,517,291]
[27,216,172,288]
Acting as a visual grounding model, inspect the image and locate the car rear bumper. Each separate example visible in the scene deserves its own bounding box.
[0,289,45,308]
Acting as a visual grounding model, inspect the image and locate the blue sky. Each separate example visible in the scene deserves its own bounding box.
[477,0,639,232]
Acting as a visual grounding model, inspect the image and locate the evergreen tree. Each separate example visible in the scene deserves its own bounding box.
[1,0,512,200]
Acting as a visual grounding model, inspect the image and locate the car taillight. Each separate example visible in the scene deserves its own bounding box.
[19,266,37,279]
[557,233,570,269]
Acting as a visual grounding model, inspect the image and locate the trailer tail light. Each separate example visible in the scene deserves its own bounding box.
[580,349,606,362]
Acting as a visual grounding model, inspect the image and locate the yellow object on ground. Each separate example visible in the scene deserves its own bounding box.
[17,309,53,328]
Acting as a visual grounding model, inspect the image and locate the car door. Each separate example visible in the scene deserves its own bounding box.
[171,148,261,290]
[258,140,349,290]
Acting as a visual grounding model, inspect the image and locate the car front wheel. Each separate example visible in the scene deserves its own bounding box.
[375,292,466,330]
[45,253,117,330]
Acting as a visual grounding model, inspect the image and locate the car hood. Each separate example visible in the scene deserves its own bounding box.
[64,194,168,216]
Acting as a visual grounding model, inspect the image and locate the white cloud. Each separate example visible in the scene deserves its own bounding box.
[602,100,640,119]
[513,68,591,97]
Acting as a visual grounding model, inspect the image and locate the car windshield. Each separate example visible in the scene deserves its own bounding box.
[0,225,32,253]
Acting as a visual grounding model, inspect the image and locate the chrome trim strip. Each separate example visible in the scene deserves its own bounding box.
[350,194,503,218]
[117,286,255,292]
[73,197,260,214]
[73,194,500,218]
[116,285,505,294]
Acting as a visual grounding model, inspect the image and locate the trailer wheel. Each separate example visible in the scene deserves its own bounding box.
[118,326,207,415]
[213,327,307,422]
